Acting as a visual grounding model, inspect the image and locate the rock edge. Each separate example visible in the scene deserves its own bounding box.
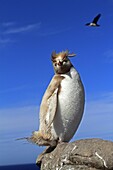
[38,138,113,170]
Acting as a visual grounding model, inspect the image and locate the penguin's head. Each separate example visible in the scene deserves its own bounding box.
[51,50,76,74]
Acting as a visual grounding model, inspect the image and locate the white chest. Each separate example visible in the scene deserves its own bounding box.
[52,67,85,142]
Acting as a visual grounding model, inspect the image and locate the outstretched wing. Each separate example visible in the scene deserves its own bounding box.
[92,14,101,24]
[39,75,64,129]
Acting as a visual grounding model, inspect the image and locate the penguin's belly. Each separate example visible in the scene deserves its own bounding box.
[52,68,85,142]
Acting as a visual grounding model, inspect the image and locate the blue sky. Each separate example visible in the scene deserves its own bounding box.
[0,0,113,166]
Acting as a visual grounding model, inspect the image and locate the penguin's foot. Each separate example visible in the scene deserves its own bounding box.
[36,145,56,166]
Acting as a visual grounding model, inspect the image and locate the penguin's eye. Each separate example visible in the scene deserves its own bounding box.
[54,62,57,66]
[63,58,68,63]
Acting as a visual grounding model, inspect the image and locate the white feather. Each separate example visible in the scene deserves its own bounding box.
[51,67,85,142]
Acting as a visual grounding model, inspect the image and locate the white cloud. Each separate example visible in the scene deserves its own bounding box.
[0,105,39,134]
[4,22,41,34]
[0,38,14,44]
[2,22,15,27]
[0,22,41,45]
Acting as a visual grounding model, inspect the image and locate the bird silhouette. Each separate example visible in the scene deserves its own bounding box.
[85,14,101,27]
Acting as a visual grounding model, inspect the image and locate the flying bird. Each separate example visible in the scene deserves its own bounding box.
[85,14,101,26]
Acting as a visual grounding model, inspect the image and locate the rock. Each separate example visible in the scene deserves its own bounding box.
[38,138,113,170]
